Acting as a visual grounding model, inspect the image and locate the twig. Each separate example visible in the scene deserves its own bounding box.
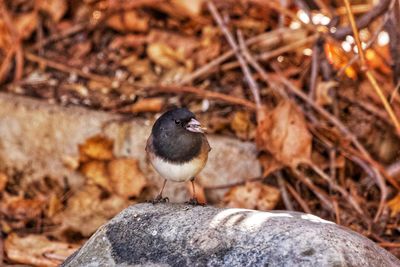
[248,0,315,32]
[385,0,400,85]
[25,52,256,109]
[207,1,262,111]
[276,171,294,211]
[239,39,287,98]
[0,47,14,83]
[31,22,89,51]
[349,155,386,221]
[0,0,24,82]
[309,162,363,215]
[292,168,334,212]
[315,0,334,17]
[342,0,400,135]
[25,52,111,84]
[221,34,319,72]
[147,85,256,109]
[180,28,295,85]
[332,200,341,224]
[285,181,312,213]
[309,41,321,99]
[333,0,391,40]
[337,5,392,77]
[0,232,3,267]
[271,63,391,220]
[379,242,400,248]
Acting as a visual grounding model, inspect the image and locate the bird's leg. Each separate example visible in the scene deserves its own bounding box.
[186,178,205,206]
[151,179,169,204]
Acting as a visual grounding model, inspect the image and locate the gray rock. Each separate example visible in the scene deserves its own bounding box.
[0,93,261,202]
[62,203,400,267]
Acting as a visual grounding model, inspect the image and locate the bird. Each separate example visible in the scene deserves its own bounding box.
[146,108,211,204]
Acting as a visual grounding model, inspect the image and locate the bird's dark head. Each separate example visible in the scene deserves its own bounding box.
[152,108,205,136]
[151,108,205,162]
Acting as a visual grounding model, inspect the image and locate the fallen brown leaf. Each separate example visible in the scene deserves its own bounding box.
[231,110,255,140]
[0,194,46,222]
[15,12,38,40]
[38,0,68,22]
[256,101,312,167]
[171,0,204,17]
[108,158,147,198]
[56,185,129,236]
[147,42,185,69]
[388,193,400,217]
[315,81,338,106]
[324,40,357,80]
[79,135,114,161]
[80,160,112,191]
[0,172,8,192]
[5,233,78,267]
[223,182,280,211]
[106,11,149,32]
[119,97,165,113]
[258,153,283,177]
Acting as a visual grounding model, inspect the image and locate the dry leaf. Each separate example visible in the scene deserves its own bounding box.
[119,97,165,113]
[365,48,391,74]
[15,12,38,40]
[258,153,283,177]
[80,160,111,191]
[38,0,67,22]
[324,41,357,80]
[57,185,129,236]
[0,194,46,221]
[231,110,254,140]
[109,34,147,49]
[388,193,400,217]
[161,67,191,84]
[106,11,149,32]
[0,19,11,51]
[107,158,147,198]
[47,193,62,218]
[223,182,280,211]
[0,172,8,192]
[62,155,80,170]
[147,43,185,69]
[79,135,114,161]
[315,81,338,106]
[5,233,78,267]
[256,101,312,167]
[147,30,199,58]
[171,0,204,17]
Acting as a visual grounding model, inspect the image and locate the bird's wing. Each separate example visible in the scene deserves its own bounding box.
[203,135,211,152]
[145,135,152,153]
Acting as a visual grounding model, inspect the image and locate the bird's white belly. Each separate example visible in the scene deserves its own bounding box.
[150,156,203,182]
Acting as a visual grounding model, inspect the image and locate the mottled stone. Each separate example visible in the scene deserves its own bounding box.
[62,203,400,267]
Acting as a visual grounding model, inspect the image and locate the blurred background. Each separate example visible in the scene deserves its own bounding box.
[0,0,400,265]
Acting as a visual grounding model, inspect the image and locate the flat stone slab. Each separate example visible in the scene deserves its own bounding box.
[62,203,400,267]
[0,93,261,201]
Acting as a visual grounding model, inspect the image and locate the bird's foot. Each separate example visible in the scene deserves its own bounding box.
[148,195,169,204]
[185,198,206,206]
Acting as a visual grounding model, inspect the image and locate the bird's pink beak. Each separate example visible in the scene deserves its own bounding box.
[186,118,206,133]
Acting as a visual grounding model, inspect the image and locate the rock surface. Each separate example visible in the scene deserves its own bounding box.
[62,203,400,267]
[0,93,261,202]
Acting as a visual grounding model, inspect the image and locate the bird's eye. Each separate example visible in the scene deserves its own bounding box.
[174,119,181,125]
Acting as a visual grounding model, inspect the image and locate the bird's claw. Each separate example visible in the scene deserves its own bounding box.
[148,195,169,204]
[185,198,206,206]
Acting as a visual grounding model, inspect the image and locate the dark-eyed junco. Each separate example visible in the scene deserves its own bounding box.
[146,108,211,204]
